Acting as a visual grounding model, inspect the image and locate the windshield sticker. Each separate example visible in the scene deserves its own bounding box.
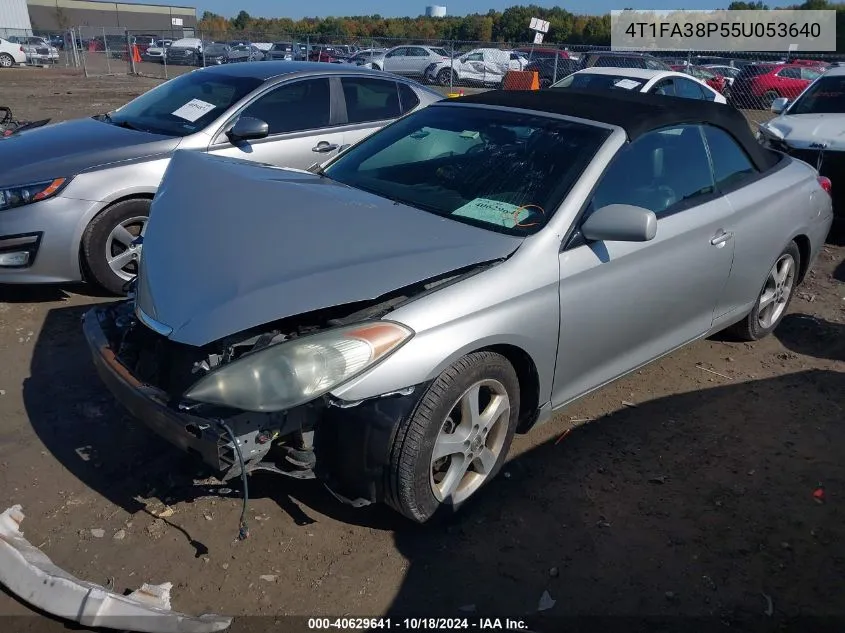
[453,198,531,228]
[171,99,216,122]
[613,79,642,90]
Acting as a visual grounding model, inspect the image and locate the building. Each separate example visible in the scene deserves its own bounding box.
[25,0,197,34]
[425,5,446,18]
[0,0,34,37]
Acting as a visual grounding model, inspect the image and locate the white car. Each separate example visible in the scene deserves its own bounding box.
[142,39,172,62]
[552,67,728,104]
[424,48,528,86]
[0,37,27,68]
[757,66,845,229]
[8,36,59,63]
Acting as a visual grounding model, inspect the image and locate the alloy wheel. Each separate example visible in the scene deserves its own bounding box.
[430,379,511,504]
[104,215,147,282]
[757,253,795,330]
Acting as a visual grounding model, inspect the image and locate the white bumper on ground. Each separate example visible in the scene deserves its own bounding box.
[0,505,233,633]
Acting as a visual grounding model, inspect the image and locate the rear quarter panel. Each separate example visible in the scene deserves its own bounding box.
[716,158,829,323]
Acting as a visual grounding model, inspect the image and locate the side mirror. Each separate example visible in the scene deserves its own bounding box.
[581,204,657,243]
[771,97,789,114]
[226,116,269,142]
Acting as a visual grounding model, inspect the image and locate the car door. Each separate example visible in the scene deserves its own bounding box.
[460,51,485,82]
[338,76,404,147]
[552,124,736,407]
[697,124,784,324]
[208,77,344,170]
[382,47,408,74]
[774,66,806,98]
[405,47,432,76]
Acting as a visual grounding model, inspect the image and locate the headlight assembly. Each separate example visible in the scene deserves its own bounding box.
[184,321,413,412]
[0,178,70,211]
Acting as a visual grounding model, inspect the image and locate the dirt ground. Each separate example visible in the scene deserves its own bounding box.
[1,67,844,630]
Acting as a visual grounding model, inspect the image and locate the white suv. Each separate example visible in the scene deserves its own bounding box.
[0,38,26,68]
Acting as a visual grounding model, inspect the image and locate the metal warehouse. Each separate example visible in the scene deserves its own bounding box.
[25,0,197,32]
[0,0,34,36]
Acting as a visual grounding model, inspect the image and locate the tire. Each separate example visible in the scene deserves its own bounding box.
[730,241,800,342]
[762,90,780,110]
[81,198,150,295]
[371,64,381,71]
[0,53,14,68]
[437,68,457,87]
[539,77,552,90]
[385,351,520,523]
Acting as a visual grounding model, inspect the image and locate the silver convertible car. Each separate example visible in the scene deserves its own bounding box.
[84,89,833,523]
[0,62,441,293]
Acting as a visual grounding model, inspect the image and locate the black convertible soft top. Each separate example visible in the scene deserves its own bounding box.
[454,88,781,172]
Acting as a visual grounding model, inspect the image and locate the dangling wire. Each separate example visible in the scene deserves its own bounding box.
[215,419,250,541]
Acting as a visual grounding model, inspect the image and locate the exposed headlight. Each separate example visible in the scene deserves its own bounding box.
[0,178,70,211]
[184,321,413,412]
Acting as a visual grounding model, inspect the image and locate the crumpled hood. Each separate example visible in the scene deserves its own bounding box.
[137,150,523,347]
[0,117,180,187]
[761,113,845,150]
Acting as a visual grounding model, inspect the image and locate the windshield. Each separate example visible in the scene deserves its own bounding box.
[107,71,264,137]
[432,48,450,57]
[788,76,845,114]
[554,72,645,92]
[205,45,228,54]
[323,105,610,236]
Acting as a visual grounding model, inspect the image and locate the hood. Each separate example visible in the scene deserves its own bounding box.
[762,113,845,150]
[0,117,180,187]
[137,150,523,347]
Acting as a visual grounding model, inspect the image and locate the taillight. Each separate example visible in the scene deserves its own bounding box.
[818,176,832,195]
[19,46,24,52]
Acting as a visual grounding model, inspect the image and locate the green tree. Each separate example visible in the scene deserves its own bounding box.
[231,10,252,31]
[727,1,769,8]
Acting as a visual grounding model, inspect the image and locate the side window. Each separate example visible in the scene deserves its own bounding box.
[397,82,420,113]
[651,78,676,96]
[702,125,758,190]
[588,125,715,218]
[341,77,401,124]
[464,52,484,62]
[409,47,428,57]
[777,67,801,79]
[801,68,821,80]
[386,48,406,58]
[646,59,665,70]
[675,77,706,100]
[241,79,331,135]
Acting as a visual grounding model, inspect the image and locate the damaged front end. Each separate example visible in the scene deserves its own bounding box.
[82,266,484,506]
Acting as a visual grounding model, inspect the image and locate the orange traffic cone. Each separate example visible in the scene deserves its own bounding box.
[131,44,141,63]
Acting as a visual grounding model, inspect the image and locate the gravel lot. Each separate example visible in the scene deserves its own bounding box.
[1,67,844,630]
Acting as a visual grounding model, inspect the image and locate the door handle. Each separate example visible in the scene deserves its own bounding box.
[312,142,338,153]
[710,230,734,246]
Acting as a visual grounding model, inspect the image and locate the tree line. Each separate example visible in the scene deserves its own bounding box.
[197,1,844,48]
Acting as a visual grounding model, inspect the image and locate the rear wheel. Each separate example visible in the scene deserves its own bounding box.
[731,242,800,341]
[81,198,150,295]
[0,53,14,68]
[385,351,520,523]
[437,68,457,87]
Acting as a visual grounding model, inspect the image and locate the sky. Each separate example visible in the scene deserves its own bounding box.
[155,0,797,20]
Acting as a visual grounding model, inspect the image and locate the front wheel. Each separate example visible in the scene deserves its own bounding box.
[385,351,520,523]
[731,242,800,341]
[0,53,15,68]
[81,198,150,295]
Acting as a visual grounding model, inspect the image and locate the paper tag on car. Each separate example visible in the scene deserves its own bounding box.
[171,99,216,122]
[453,198,529,228]
[613,79,641,90]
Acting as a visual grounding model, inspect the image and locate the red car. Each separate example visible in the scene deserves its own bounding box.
[309,46,345,63]
[730,63,825,109]
[515,47,574,60]
[670,64,727,94]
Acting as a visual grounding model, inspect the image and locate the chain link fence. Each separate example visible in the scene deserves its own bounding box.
[7,25,844,130]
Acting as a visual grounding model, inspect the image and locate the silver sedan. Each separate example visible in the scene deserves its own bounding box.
[84,89,833,523]
[0,62,441,293]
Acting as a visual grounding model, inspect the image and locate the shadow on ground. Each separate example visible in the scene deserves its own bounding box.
[386,368,845,625]
[775,314,845,363]
[22,304,845,626]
